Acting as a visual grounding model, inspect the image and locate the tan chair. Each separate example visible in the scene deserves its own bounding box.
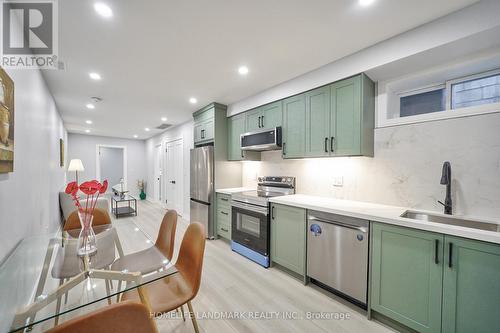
[64,208,112,232]
[112,210,177,299]
[122,222,206,333]
[45,301,157,333]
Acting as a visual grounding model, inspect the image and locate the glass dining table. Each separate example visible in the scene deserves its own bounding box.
[0,221,177,333]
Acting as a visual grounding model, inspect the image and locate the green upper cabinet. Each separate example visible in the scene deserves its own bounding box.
[270,203,306,276]
[227,114,260,161]
[261,101,283,130]
[442,236,500,333]
[193,105,216,145]
[371,223,444,333]
[245,101,283,132]
[245,107,262,132]
[331,76,362,156]
[305,86,331,157]
[282,94,306,159]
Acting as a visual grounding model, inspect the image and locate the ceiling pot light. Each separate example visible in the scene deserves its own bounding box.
[238,66,249,75]
[189,97,197,104]
[85,120,93,124]
[144,128,150,132]
[161,117,167,122]
[86,103,95,109]
[89,72,101,80]
[133,134,138,138]
[94,3,113,18]
[359,0,375,6]
[85,129,91,133]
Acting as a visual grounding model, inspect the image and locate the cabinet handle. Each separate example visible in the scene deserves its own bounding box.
[330,137,335,152]
[282,142,286,156]
[271,206,275,220]
[221,211,228,215]
[261,115,265,128]
[434,239,439,264]
[448,242,453,268]
[324,137,328,153]
[201,129,205,139]
[241,150,244,159]
[221,227,228,232]
[221,198,229,202]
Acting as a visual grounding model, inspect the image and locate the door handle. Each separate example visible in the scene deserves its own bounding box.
[448,242,453,268]
[324,137,328,153]
[170,180,176,184]
[330,137,335,152]
[434,239,439,264]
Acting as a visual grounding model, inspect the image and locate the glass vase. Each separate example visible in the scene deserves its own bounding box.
[77,211,97,257]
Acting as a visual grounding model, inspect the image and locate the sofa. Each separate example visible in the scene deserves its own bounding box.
[59,191,110,223]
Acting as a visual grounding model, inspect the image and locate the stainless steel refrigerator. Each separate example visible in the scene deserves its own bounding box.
[190,145,215,239]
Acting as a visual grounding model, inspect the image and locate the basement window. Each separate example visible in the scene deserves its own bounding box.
[399,86,446,117]
[449,72,500,109]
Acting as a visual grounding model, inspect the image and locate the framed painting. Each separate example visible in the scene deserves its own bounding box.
[59,138,64,167]
[0,68,14,173]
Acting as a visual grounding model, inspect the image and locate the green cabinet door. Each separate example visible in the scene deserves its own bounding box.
[305,86,331,157]
[245,107,262,132]
[228,114,245,161]
[442,236,500,333]
[371,223,444,333]
[261,101,282,130]
[331,76,362,156]
[282,94,306,159]
[270,203,306,276]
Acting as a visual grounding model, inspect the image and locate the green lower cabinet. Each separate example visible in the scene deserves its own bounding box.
[270,203,306,276]
[442,236,500,333]
[216,193,231,240]
[371,223,444,333]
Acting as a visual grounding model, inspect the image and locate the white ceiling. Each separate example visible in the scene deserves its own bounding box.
[42,0,479,139]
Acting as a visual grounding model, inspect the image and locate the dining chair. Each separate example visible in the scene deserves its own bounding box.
[64,208,112,231]
[121,222,206,333]
[111,210,177,300]
[45,301,158,333]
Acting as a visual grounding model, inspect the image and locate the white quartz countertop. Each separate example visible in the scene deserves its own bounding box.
[215,187,253,195]
[269,194,500,245]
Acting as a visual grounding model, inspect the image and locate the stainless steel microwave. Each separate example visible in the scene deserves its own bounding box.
[240,127,282,151]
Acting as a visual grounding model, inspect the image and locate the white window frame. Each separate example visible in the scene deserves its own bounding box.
[378,68,500,128]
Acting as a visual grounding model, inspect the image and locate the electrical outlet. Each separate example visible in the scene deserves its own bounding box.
[333,176,344,187]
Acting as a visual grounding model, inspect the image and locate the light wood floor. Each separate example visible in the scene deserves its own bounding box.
[125,200,394,333]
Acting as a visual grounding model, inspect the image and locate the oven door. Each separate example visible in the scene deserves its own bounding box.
[231,201,269,256]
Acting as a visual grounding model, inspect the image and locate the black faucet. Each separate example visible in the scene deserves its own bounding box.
[438,161,452,215]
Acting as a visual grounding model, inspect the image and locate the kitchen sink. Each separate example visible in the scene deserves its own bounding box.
[401,210,500,232]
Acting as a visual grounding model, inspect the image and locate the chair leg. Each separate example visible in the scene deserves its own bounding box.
[180,305,186,321]
[187,301,199,333]
[104,279,112,305]
[63,279,69,304]
[116,280,122,302]
[54,279,64,326]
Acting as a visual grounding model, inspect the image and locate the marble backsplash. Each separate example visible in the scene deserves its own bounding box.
[242,112,500,219]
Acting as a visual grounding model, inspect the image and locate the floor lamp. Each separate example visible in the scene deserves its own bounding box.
[68,159,85,184]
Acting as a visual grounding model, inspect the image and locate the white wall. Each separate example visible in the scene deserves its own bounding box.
[146,120,194,219]
[67,134,146,196]
[242,112,500,219]
[0,69,67,262]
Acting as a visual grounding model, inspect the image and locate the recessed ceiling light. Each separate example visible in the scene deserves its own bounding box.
[238,66,249,75]
[94,3,113,18]
[85,120,93,124]
[85,129,91,133]
[161,117,167,122]
[133,134,138,138]
[86,103,95,109]
[89,72,101,80]
[359,0,375,6]
[145,127,150,132]
[189,97,197,104]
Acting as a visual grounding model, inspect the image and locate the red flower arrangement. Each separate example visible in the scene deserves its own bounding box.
[65,179,108,228]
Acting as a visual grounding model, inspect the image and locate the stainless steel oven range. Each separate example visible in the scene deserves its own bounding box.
[231,176,295,267]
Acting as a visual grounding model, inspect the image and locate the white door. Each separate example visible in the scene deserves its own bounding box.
[153,144,162,202]
[165,139,183,214]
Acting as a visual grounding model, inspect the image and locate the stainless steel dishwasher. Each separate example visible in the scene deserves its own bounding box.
[307,210,369,307]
